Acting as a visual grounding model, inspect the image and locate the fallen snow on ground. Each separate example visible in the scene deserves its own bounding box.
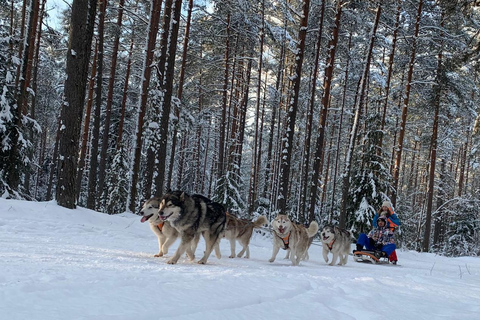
[1,198,479,320]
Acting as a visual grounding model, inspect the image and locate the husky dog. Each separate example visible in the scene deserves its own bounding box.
[284,235,313,261]
[269,215,319,266]
[223,214,267,258]
[320,225,352,266]
[139,197,179,257]
[158,190,226,265]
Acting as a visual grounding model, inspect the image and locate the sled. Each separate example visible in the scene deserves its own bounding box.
[352,250,392,265]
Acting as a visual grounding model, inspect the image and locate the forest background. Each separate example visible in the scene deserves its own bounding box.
[1,0,479,256]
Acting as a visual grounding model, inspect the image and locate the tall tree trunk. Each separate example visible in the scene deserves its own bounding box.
[308,0,342,223]
[86,0,107,210]
[76,40,98,201]
[116,25,136,149]
[154,0,183,196]
[56,0,98,209]
[25,0,45,195]
[7,0,38,194]
[300,0,326,218]
[167,0,193,190]
[379,0,401,151]
[277,0,310,215]
[330,31,351,223]
[339,3,381,228]
[98,0,124,207]
[128,0,162,212]
[46,115,61,201]
[217,13,231,179]
[392,0,423,206]
[143,0,173,198]
[248,0,265,213]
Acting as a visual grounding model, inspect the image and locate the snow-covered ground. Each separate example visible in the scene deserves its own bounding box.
[1,198,479,320]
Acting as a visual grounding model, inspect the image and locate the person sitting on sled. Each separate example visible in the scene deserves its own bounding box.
[373,200,400,262]
[355,216,396,259]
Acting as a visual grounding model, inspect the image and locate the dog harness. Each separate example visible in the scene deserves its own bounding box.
[327,239,335,251]
[156,222,164,232]
[276,232,290,250]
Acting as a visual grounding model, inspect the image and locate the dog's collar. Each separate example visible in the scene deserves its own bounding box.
[276,231,290,250]
[157,222,164,232]
[327,238,335,251]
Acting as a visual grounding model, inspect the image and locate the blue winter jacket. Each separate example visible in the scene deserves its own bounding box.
[373,208,401,231]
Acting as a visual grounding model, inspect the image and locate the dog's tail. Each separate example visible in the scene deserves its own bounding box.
[306,221,319,238]
[252,215,268,228]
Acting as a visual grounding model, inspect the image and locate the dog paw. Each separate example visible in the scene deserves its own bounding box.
[269,258,275,263]
[154,253,164,257]
[197,259,207,264]
[229,255,235,258]
[166,259,177,264]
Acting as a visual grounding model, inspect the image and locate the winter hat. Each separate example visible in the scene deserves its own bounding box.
[382,201,392,209]
[377,216,387,226]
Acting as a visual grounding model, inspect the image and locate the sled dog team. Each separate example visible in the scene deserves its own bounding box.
[140,190,358,266]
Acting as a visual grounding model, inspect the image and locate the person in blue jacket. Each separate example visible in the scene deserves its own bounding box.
[355,216,396,258]
[373,201,401,232]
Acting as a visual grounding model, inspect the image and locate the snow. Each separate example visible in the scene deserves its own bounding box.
[1,198,480,320]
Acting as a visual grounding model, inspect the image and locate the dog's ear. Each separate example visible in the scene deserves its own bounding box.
[180,192,185,201]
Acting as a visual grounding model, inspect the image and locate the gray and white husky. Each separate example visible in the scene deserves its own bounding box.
[157,191,226,265]
[139,197,180,257]
[320,225,352,266]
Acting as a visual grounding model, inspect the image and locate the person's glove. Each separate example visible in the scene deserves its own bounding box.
[369,238,376,248]
[375,243,383,250]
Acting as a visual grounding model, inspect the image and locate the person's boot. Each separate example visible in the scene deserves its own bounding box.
[355,244,363,252]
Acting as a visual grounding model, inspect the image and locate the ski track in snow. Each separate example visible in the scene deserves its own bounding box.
[1,198,479,320]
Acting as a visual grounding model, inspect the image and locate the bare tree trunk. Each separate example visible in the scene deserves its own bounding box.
[339,3,381,228]
[56,0,98,209]
[277,0,310,215]
[143,0,173,197]
[154,0,183,196]
[98,0,124,207]
[7,0,38,194]
[128,0,162,212]
[217,14,231,179]
[308,0,342,223]
[25,0,45,195]
[329,31,351,222]
[76,40,98,201]
[379,0,401,150]
[167,0,193,190]
[116,26,135,149]
[392,0,424,206]
[46,116,60,200]
[86,0,107,210]
[423,24,442,252]
[300,0,326,218]
[248,0,265,213]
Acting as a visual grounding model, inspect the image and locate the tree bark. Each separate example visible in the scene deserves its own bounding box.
[339,3,381,228]
[86,0,107,210]
[128,0,162,212]
[392,0,424,206]
[308,0,342,223]
[98,0,124,207]
[277,0,310,215]
[154,0,183,196]
[56,0,98,209]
